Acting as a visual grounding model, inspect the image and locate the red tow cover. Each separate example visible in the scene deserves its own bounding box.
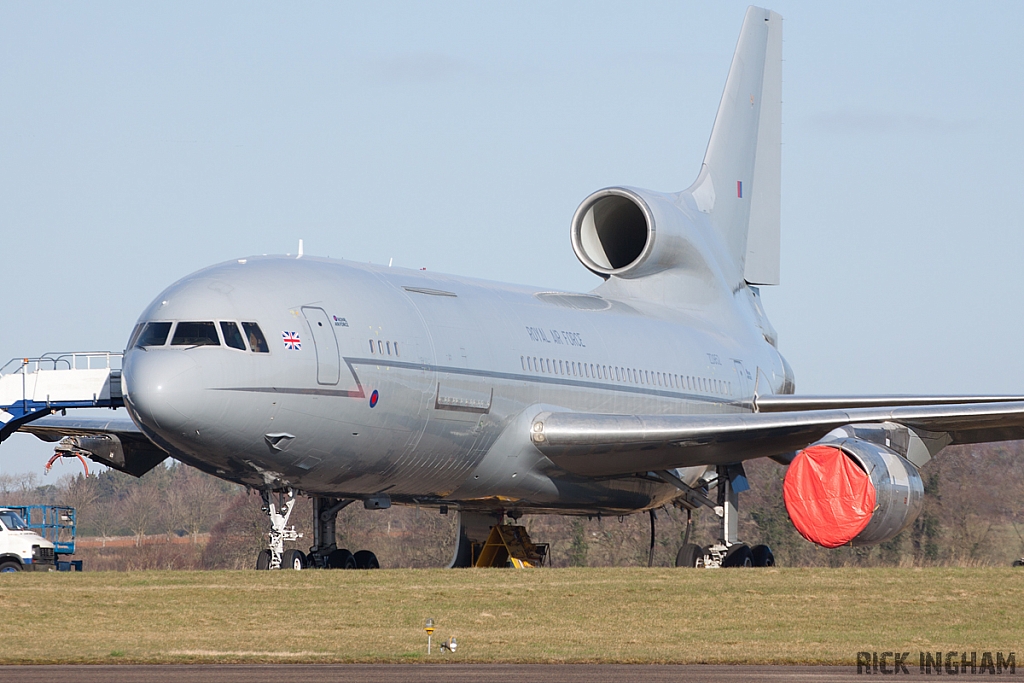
[783,444,876,548]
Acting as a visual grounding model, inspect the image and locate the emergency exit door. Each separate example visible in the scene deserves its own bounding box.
[301,306,341,385]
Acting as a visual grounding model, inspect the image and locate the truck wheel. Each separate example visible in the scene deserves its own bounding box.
[282,549,306,570]
[675,543,703,568]
[256,550,271,570]
[0,560,21,573]
[354,550,379,569]
[327,548,356,569]
[722,544,753,568]
[751,544,775,567]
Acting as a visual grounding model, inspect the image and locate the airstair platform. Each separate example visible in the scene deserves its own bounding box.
[0,352,124,443]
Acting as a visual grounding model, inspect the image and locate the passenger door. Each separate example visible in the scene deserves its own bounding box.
[301,306,341,385]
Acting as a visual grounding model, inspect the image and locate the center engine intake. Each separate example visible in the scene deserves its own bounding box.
[783,437,924,548]
[570,186,715,281]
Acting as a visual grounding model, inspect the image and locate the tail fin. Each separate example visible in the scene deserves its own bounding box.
[688,6,782,285]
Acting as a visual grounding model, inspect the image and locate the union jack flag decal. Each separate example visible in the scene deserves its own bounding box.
[282,331,301,350]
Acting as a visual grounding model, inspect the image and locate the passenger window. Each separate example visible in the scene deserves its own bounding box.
[242,323,270,353]
[378,340,384,354]
[521,356,526,370]
[136,322,172,347]
[369,340,375,354]
[394,342,400,357]
[171,321,220,346]
[387,341,392,356]
[220,322,246,350]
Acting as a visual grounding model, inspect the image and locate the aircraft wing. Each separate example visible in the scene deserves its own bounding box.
[19,415,168,477]
[530,401,1024,477]
[20,416,142,441]
[754,394,1024,412]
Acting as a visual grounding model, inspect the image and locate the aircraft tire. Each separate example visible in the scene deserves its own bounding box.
[0,560,21,573]
[722,544,753,568]
[751,544,775,567]
[327,548,357,570]
[354,550,380,569]
[674,543,703,568]
[255,550,271,571]
[1013,558,1024,567]
[282,549,306,570]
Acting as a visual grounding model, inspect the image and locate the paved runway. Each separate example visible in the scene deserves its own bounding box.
[0,663,879,682]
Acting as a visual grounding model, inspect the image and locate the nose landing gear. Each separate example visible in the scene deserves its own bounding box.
[258,489,302,570]
[255,490,381,570]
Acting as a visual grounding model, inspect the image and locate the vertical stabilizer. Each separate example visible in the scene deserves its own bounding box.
[689,6,782,285]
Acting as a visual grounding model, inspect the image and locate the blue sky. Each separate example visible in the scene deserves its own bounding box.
[2,2,1022,476]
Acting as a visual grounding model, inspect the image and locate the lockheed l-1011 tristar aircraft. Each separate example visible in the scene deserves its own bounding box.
[4,6,1024,571]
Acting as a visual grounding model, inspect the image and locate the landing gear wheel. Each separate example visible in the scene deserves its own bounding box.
[722,544,753,568]
[327,548,357,569]
[675,543,703,568]
[282,549,306,570]
[256,550,271,571]
[1013,558,1024,567]
[0,560,21,573]
[751,544,775,567]
[353,550,380,569]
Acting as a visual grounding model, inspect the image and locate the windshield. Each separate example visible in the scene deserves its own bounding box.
[0,510,29,531]
[171,321,221,346]
[136,321,173,347]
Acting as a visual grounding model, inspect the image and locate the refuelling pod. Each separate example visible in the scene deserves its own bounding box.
[783,438,924,548]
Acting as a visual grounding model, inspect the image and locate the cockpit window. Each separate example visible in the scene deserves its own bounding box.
[127,323,144,349]
[220,322,247,350]
[242,322,269,353]
[0,510,29,531]
[171,321,221,346]
[136,322,172,347]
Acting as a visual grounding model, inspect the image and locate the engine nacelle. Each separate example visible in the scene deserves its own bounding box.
[570,186,715,280]
[783,437,924,548]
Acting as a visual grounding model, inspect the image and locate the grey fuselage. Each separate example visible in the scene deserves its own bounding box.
[122,255,792,515]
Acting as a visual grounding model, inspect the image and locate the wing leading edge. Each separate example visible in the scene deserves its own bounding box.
[530,401,1024,477]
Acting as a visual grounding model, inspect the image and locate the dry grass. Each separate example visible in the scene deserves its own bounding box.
[0,567,1020,665]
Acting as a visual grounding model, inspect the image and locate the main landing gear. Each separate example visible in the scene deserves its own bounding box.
[658,464,775,569]
[255,490,380,570]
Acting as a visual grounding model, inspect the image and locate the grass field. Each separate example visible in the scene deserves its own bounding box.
[0,567,1020,665]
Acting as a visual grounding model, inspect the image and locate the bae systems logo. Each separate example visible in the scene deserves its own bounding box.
[856,651,1015,675]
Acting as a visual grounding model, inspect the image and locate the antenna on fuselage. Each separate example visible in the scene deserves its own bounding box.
[297,239,304,259]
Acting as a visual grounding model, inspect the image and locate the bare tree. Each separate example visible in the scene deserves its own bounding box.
[120,486,159,547]
[166,466,224,543]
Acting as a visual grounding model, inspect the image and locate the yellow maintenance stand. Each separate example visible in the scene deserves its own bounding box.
[474,524,549,568]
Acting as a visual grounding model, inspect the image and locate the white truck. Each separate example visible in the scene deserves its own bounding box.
[0,507,56,572]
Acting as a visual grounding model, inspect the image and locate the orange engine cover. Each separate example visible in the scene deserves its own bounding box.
[783,444,876,548]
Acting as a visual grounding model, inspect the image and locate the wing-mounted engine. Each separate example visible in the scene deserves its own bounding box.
[783,429,925,548]
[570,187,727,284]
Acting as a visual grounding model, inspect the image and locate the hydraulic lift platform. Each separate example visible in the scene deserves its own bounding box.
[0,352,124,444]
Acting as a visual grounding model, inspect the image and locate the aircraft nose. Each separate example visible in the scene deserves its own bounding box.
[122,349,201,434]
